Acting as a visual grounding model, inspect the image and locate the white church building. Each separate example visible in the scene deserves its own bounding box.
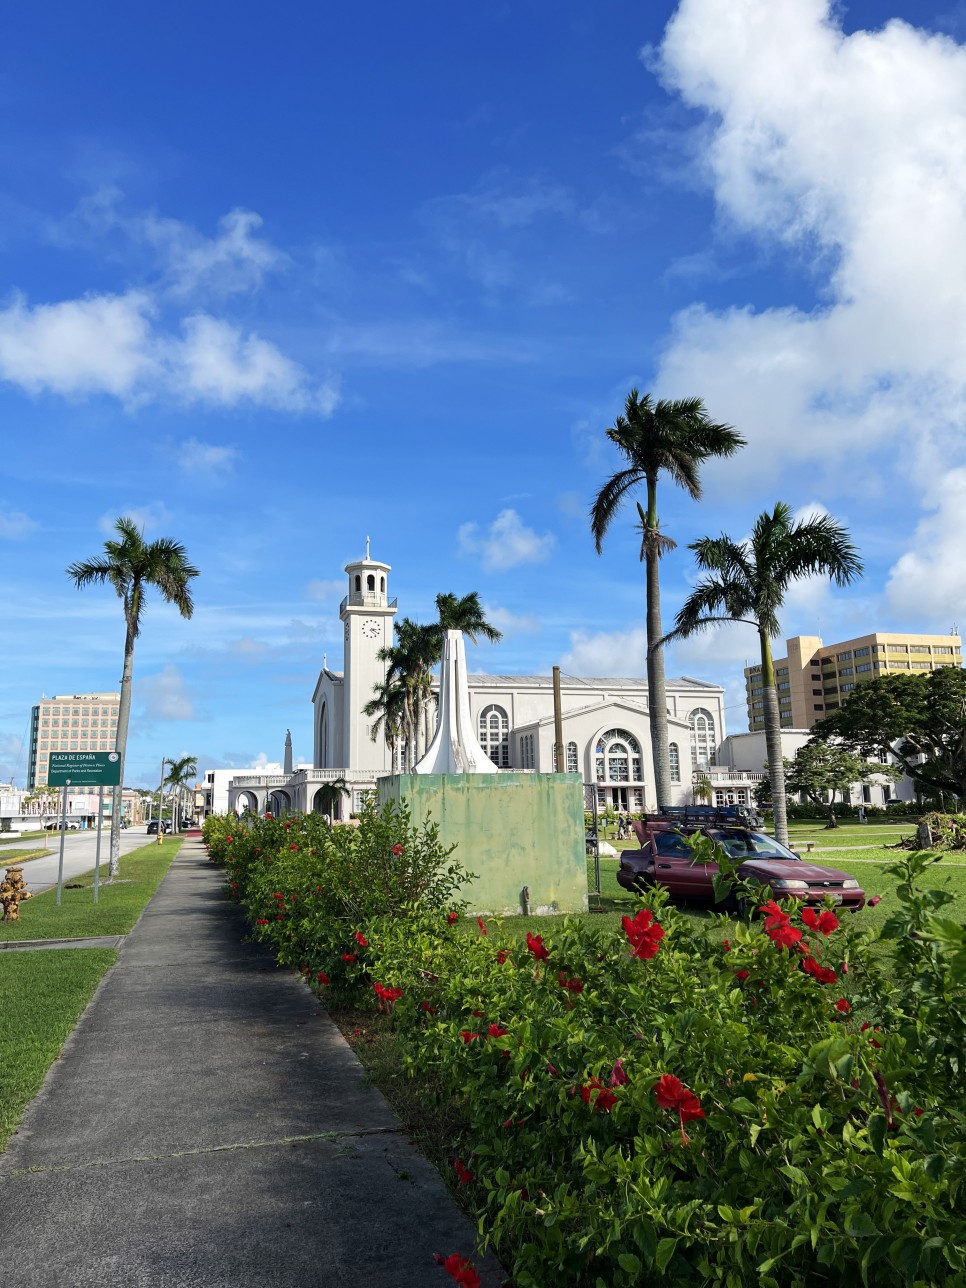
[227,545,752,818]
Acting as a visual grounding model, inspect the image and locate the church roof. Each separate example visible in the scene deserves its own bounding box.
[465,673,720,690]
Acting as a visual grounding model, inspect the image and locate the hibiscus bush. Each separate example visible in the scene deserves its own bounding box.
[206,810,965,1286]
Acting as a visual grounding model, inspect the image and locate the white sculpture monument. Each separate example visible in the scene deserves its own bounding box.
[413,629,498,775]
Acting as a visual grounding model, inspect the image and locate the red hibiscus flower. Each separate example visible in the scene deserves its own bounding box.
[609,1059,628,1087]
[526,932,549,960]
[316,972,330,985]
[442,1254,481,1288]
[557,972,584,993]
[284,822,291,830]
[802,907,840,935]
[256,918,269,925]
[421,1000,436,1014]
[487,1023,508,1038]
[460,1030,480,1044]
[653,1074,705,1146]
[477,917,488,936]
[834,998,851,1014]
[622,908,665,960]
[354,931,369,947]
[802,955,838,984]
[722,938,731,953]
[496,949,509,964]
[546,1062,558,1077]
[341,953,357,963]
[453,1159,474,1185]
[579,1077,618,1113]
[734,968,750,981]
[226,836,233,843]
[447,911,459,925]
[391,842,404,856]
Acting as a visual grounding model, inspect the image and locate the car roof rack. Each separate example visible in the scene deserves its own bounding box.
[651,803,763,828]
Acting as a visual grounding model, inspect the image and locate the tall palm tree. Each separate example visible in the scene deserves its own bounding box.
[164,755,198,834]
[658,503,862,845]
[67,517,199,876]
[591,390,745,810]
[377,618,436,769]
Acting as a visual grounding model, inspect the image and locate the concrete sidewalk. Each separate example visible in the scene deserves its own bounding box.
[3,838,502,1287]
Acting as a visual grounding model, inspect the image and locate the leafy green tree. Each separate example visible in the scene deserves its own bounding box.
[377,618,436,770]
[692,773,714,804]
[660,503,862,845]
[67,517,199,875]
[784,741,900,828]
[590,390,744,808]
[812,667,966,805]
[364,677,408,773]
[315,775,349,818]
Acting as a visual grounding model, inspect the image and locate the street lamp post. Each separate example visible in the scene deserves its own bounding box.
[156,758,168,844]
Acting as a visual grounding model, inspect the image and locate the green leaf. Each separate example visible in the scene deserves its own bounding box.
[729,1096,759,1116]
[655,1238,678,1275]
[867,1113,887,1158]
[618,1253,642,1276]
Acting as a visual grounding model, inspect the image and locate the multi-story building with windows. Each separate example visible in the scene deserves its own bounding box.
[744,633,962,732]
[27,692,121,788]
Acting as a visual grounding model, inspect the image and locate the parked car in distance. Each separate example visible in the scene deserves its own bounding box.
[617,806,866,912]
[44,819,81,830]
[146,819,171,834]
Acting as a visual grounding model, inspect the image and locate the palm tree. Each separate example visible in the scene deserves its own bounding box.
[377,618,436,769]
[658,503,862,845]
[591,391,744,810]
[164,755,198,834]
[67,517,199,876]
[364,676,408,773]
[315,775,349,819]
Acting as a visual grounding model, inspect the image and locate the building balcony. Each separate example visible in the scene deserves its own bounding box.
[339,593,398,614]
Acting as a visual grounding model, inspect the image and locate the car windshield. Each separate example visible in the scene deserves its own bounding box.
[715,830,797,860]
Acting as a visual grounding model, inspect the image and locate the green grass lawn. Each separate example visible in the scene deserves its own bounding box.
[0,848,49,864]
[0,948,117,1151]
[0,830,48,846]
[0,838,182,941]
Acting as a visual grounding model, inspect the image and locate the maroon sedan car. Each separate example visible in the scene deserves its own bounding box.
[617,812,866,911]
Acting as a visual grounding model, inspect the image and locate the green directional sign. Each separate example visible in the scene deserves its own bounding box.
[47,751,122,787]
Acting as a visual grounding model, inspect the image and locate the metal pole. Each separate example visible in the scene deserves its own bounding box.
[552,666,565,773]
[56,782,68,906]
[156,759,167,844]
[93,785,104,903]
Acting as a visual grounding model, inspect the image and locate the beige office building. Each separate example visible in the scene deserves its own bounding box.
[744,633,962,732]
[28,692,121,787]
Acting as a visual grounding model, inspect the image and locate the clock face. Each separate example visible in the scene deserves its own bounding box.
[362,618,381,639]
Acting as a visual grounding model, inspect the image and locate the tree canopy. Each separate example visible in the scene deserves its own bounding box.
[784,741,899,826]
[811,668,966,802]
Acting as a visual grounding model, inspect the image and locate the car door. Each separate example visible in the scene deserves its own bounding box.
[651,832,715,898]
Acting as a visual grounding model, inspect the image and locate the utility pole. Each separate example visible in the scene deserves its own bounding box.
[553,666,565,773]
[156,758,167,844]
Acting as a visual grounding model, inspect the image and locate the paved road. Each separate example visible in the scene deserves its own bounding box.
[0,827,180,893]
[2,837,501,1287]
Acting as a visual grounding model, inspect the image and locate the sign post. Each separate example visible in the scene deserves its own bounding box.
[47,754,122,905]
[93,785,104,903]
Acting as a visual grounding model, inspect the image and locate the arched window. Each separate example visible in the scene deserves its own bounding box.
[669,742,680,782]
[550,741,580,773]
[367,574,375,592]
[380,576,385,592]
[479,704,510,767]
[595,729,642,783]
[354,574,361,592]
[688,708,717,770]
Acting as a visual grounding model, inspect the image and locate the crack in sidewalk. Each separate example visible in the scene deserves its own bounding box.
[4,1125,406,1177]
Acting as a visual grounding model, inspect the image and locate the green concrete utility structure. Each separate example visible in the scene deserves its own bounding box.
[378,772,588,916]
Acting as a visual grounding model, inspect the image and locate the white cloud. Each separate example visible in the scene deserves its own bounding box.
[178,438,238,475]
[886,467,966,621]
[98,502,171,535]
[305,578,345,602]
[0,289,337,414]
[482,604,542,635]
[561,627,648,677]
[458,508,555,571]
[138,664,195,721]
[649,0,966,558]
[0,508,39,538]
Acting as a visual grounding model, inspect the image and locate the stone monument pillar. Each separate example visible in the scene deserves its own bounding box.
[413,630,498,775]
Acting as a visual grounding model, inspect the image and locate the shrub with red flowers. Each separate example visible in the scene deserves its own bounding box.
[206,804,965,1288]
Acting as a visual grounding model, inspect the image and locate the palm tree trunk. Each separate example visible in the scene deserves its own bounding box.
[759,630,789,846]
[110,626,136,878]
[645,478,672,808]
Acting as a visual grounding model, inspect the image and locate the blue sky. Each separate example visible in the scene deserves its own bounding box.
[3,0,965,787]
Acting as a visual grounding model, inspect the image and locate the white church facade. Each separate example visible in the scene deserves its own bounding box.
[227,545,752,818]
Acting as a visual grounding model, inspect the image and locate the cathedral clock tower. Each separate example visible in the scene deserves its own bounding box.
[340,539,397,772]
